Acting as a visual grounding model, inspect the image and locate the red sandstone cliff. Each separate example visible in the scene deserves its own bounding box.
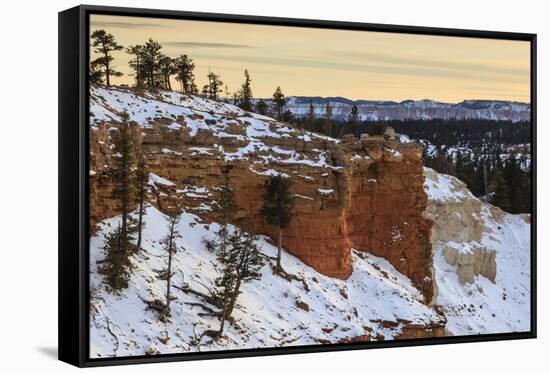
[89,86,435,304]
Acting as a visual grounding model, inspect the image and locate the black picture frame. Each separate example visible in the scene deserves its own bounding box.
[58,4,537,368]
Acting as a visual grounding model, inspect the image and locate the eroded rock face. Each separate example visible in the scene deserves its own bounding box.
[89,86,435,302]
[424,168,497,285]
[441,242,497,284]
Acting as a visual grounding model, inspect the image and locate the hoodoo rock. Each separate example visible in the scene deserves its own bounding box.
[89,86,435,303]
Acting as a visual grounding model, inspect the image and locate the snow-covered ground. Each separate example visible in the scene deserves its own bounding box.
[424,169,531,335]
[88,86,532,358]
[90,206,442,358]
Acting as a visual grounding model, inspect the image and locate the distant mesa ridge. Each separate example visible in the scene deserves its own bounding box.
[259,96,531,122]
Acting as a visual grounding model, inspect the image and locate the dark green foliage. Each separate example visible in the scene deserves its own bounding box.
[101,112,138,292]
[323,102,333,135]
[158,55,176,90]
[126,44,145,88]
[272,86,286,121]
[215,172,237,224]
[238,70,253,112]
[282,109,294,124]
[90,29,124,86]
[174,54,197,94]
[369,122,386,136]
[89,60,104,85]
[260,175,294,273]
[141,38,163,88]
[304,100,316,131]
[255,99,269,116]
[424,146,531,214]
[111,112,136,242]
[203,71,224,101]
[349,105,359,129]
[100,226,131,292]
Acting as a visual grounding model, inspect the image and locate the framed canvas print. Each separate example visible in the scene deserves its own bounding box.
[58,5,537,367]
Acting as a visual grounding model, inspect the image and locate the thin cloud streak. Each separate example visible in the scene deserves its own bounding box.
[190,52,528,84]
[90,21,167,29]
[163,41,256,49]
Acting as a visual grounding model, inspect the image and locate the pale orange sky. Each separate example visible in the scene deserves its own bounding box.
[90,14,530,103]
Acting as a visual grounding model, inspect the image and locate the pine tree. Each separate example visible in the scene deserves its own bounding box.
[126,44,145,88]
[110,111,138,271]
[206,71,223,101]
[174,54,196,94]
[224,230,263,317]
[282,109,294,124]
[349,105,359,135]
[238,69,253,112]
[99,112,139,292]
[260,175,294,274]
[89,60,104,85]
[491,169,512,212]
[255,99,269,116]
[90,29,124,86]
[210,172,237,335]
[210,174,264,337]
[100,225,131,292]
[272,86,286,121]
[305,100,316,131]
[141,38,163,87]
[155,197,182,319]
[323,102,333,136]
[135,154,148,251]
[159,55,176,90]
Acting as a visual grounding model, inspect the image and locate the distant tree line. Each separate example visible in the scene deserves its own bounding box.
[424,146,531,214]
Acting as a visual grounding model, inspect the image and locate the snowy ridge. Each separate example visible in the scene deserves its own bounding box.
[90,206,441,357]
[90,86,342,176]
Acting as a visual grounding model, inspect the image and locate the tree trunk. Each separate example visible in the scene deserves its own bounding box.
[166,228,174,313]
[276,225,282,272]
[104,47,111,87]
[166,220,176,314]
[120,153,128,250]
[218,302,227,334]
[137,199,144,250]
[226,278,241,318]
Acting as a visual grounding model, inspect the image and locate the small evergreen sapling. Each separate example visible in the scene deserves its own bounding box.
[209,173,264,338]
[155,196,183,320]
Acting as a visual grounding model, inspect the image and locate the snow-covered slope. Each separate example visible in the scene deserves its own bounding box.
[88,86,531,358]
[90,206,442,357]
[424,168,531,335]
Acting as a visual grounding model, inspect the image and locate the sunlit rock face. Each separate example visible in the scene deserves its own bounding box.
[89,86,435,302]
